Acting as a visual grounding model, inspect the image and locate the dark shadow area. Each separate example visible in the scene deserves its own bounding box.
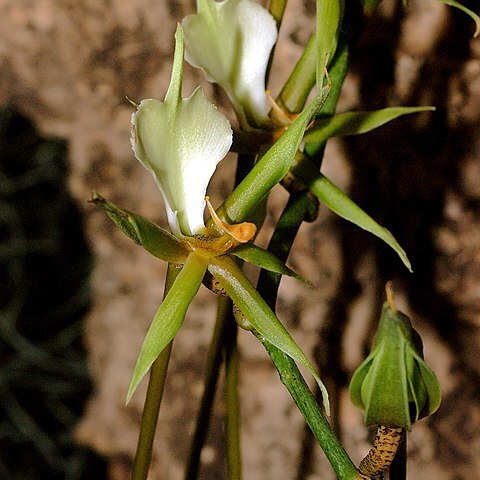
[343,4,476,366]
[0,107,107,479]
[297,4,480,478]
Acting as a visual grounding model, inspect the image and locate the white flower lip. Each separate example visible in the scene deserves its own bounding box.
[130,25,233,236]
[182,0,278,130]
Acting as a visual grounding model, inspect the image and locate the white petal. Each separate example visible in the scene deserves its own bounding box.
[182,0,278,129]
[131,26,232,236]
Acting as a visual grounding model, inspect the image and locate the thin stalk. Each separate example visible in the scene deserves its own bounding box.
[389,431,407,480]
[266,0,288,80]
[184,296,233,480]
[188,152,252,480]
[220,152,255,480]
[253,16,363,477]
[258,340,362,480]
[305,3,361,166]
[132,264,182,480]
[275,4,352,116]
[257,191,318,308]
[256,194,361,479]
[225,316,242,480]
[277,34,317,114]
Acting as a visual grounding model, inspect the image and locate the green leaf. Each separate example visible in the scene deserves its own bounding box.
[130,215,190,263]
[126,252,208,403]
[436,0,480,37]
[91,192,189,264]
[303,106,435,144]
[208,255,330,414]
[231,243,312,284]
[290,156,412,272]
[219,84,331,225]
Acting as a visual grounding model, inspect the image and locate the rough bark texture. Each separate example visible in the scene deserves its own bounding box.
[1,0,479,478]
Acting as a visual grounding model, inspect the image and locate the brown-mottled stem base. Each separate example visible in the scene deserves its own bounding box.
[359,426,404,479]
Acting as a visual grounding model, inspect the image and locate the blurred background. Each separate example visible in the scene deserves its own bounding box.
[1,0,479,479]
[0,108,107,478]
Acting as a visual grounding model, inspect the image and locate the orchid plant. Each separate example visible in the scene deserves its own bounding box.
[93,0,479,479]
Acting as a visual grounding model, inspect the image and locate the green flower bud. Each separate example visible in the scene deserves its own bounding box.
[349,300,441,430]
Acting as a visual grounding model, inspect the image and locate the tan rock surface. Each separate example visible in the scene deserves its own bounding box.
[1,0,479,478]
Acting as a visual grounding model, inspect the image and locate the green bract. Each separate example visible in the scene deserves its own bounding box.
[95,191,328,407]
[131,25,232,236]
[91,193,189,264]
[303,106,435,144]
[182,0,277,130]
[349,302,441,430]
[290,153,412,272]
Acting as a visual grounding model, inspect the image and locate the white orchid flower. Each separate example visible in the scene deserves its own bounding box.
[131,25,233,237]
[182,0,278,130]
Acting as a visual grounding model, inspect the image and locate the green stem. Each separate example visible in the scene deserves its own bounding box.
[258,340,361,480]
[132,264,182,480]
[221,152,253,480]
[255,194,361,478]
[225,316,242,480]
[184,296,233,480]
[304,5,356,164]
[266,0,288,81]
[189,153,251,480]
[277,34,317,114]
[257,192,318,308]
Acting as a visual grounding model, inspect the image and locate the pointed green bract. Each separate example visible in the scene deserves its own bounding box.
[231,243,312,284]
[219,84,331,225]
[126,253,209,403]
[349,302,441,429]
[131,25,232,236]
[92,192,142,245]
[291,155,412,272]
[208,255,330,414]
[91,193,189,263]
[360,336,411,428]
[303,106,435,144]
[410,350,442,419]
[182,0,278,129]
